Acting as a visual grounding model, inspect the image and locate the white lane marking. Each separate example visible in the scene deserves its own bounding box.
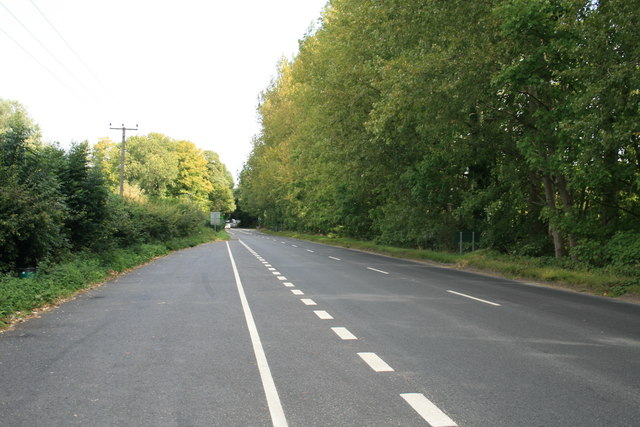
[226,242,288,427]
[400,393,458,427]
[291,289,304,296]
[314,310,333,320]
[292,245,298,248]
[306,249,315,253]
[328,256,341,261]
[331,327,357,340]
[357,352,394,372]
[261,261,269,264]
[283,282,295,287]
[367,267,389,275]
[272,271,282,275]
[268,267,276,271]
[277,276,287,281]
[281,241,286,244]
[301,298,317,306]
[446,290,501,307]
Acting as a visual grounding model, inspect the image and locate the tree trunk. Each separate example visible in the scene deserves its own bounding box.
[556,173,577,256]
[543,173,565,257]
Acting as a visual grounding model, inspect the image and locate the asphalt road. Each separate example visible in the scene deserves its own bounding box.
[1,229,639,426]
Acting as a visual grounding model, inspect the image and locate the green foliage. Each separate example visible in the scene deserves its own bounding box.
[238,0,640,268]
[92,133,235,213]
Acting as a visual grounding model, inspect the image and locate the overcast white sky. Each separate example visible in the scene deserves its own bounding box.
[0,0,328,181]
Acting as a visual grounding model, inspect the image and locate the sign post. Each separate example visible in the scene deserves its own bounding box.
[210,212,221,230]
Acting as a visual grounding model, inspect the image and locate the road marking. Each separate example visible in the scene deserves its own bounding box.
[292,245,298,248]
[291,289,304,295]
[268,267,276,271]
[357,352,394,372]
[306,249,315,253]
[400,393,458,427]
[272,271,282,275]
[281,241,286,244]
[446,290,501,306]
[367,267,389,275]
[301,298,317,306]
[277,276,287,281]
[226,242,288,427]
[283,282,295,287]
[314,310,333,320]
[331,327,357,340]
[329,256,341,261]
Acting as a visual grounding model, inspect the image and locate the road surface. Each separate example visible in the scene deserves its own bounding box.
[1,229,639,426]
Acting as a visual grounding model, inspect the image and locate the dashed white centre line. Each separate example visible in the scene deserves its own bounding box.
[357,352,394,372]
[328,256,341,261]
[277,276,287,281]
[301,298,317,306]
[400,393,458,427]
[291,245,298,248]
[314,310,334,320]
[367,267,389,275]
[272,271,282,275]
[331,327,357,340]
[291,289,304,296]
[283,282,295,287]
[306,249,315,253]
[446,290,501,306]
[268,267,276,271]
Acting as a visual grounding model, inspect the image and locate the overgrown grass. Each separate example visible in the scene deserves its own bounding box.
[264,229,640,298]
[0,227,228,328]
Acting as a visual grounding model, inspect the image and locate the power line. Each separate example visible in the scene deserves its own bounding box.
[0,25,79,98]
[0,0,97,100]
[28,0,112,97]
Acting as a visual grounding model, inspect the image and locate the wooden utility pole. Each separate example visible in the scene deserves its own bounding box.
[109,123,138,197]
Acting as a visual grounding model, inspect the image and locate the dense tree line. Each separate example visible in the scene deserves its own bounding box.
[93,133,235,213]
[0,99,234,273]
[238,0,640,264]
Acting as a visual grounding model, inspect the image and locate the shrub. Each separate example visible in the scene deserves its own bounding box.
[603,231,640,266]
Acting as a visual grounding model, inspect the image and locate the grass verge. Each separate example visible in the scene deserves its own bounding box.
[0,227,228,329]
[263,229,640,299]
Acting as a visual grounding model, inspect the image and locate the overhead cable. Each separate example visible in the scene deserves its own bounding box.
[0,0,97,100]
[29,0,112,96]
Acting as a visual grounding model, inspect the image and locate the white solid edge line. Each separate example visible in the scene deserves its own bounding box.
[446,290,501,306]
[314,310,334,320]
[227,241,288,427]
[400,393,458,427]
[357,352,394,372]
[331,327,357,340]
[367,267,389,275]
[301,298,317,306]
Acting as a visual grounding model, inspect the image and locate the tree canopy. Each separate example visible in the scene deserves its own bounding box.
[238,0,640,263]
[92,132,235,213]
